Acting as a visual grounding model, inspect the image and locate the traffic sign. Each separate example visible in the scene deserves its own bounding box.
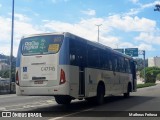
[114,49,124,53]
[125,48,138,57]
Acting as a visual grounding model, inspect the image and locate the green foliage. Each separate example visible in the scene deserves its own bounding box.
[0,69,15,82]
[0,70,9,78]
[140,67,160,83]
[137,83,156,88]
[0,54,16,82]
[134,58,148,71]
[156,73,160,80]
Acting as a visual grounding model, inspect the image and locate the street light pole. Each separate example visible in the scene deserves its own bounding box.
[143,50,146,83]
[95,24,102,42]
[10,0,15,93]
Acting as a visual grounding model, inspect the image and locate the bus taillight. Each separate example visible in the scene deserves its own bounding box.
[16,71,19,86]
[60,69,66,85]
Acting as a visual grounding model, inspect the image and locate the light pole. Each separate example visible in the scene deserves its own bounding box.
[10,0,15,93]
[95,24,102,42]
[143,50,146,83]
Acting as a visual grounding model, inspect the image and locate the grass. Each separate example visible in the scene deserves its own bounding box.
[137,83,157,88]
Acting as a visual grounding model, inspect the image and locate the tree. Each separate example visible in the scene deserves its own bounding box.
[0,54,16,82]
[156,73,160,81]
[140,67,160,83]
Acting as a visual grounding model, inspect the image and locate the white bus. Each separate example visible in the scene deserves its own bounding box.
[16,32,137,104]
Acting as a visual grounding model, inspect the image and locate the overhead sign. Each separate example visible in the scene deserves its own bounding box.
[125,48,138,57]
[114,49,124,53]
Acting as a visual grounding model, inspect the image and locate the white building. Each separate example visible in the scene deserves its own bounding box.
[0,62,9,71]
[148,57,160,67]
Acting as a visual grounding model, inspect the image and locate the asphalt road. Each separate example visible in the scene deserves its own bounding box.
[0,84,160,120]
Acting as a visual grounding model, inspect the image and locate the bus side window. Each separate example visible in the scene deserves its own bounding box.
[124,59,131,73]
[69,38,77,65]
[109,60,112,70]
[112,55,118,72]
[70,55,75,62]
[108,53,113,71]
[99,50,109,70]
[87,45,100,68]
[118,56,125,72]
[69,38,86,67]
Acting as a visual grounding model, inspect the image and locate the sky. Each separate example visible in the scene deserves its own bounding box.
[0,0,160,58]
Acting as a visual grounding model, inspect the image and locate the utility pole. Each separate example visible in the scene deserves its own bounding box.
[143,50,146,83]
[10,0,15,93]
[138,50,146,83]
[95,24,102,42]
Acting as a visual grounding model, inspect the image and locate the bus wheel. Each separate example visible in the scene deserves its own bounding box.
[96,84,105,105]
[55,96,72,104]
[123,83,131,98]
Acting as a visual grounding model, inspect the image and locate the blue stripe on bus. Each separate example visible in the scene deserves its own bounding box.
[16,42,21,67]
[59,37,70,65]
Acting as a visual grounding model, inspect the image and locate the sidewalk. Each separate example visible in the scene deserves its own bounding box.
[137,79,160,84]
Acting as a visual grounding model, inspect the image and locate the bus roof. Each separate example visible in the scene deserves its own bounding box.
[21,32,133,60]
[21,32,65,39]
[64,32,133,60]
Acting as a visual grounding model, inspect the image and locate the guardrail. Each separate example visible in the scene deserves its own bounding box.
[0,80,15,94]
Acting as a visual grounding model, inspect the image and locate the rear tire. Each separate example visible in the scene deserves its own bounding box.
[96,84,105,105]
[123,84,131,98]
[55,96,72,104]
[123,92,130,98]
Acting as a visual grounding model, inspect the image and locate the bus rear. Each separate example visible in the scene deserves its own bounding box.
[16,33,69,96]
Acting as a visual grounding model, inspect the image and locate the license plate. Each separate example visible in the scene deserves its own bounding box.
[34,81,43,84]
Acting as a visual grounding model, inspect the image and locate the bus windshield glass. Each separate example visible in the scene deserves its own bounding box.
[21,35,64,55]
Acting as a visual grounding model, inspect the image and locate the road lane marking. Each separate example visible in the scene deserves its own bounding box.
[48,108,94,120]
[0,99,55,111]
[0,94,16,98]
[0,107,6,111]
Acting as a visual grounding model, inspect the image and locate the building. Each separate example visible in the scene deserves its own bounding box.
[0,62,9,71]
[148,57,160,67]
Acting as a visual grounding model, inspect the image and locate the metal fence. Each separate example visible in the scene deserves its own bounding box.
[0,79,15,94]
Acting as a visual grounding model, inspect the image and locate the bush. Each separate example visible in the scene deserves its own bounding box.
[137,83,156,88]
[140,67,160,83]
[157,73,160,80]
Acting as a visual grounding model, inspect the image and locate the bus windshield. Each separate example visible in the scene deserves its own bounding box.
[21,35,64,56]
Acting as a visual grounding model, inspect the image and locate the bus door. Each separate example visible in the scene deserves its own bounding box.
[112,55,121,94]
[77,41,86,96]
[130,61,137,91]
[78,53,85,96]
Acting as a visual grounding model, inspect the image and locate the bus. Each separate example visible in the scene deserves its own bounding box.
[16,32,137,105]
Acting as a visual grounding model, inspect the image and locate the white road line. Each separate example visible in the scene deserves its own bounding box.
[0,107,6,111]
[48,108,94,120]
[2,102,55,111]
[0,94,16,98]
[0,99,55,111]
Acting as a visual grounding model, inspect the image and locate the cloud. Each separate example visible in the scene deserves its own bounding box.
[52,0,69,4]
[0,12,158,56]
[137,43,155,51]
[135,32,160,45]
[43,20,98,41]
[81,9,96,16]
[0,15,45,56]
[107,15,156,32]
[140,1,160,9]
[130,0,139,4]
[126,1,160,16]
[14,13,31,22]
[0,4,2,8]
[0,17,11,42]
